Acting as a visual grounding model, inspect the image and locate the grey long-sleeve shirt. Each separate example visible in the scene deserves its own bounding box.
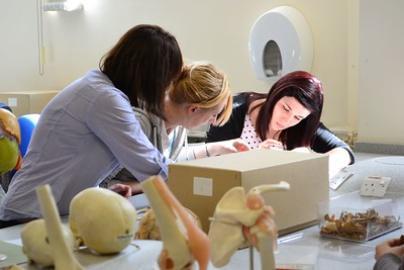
[374,254,403,270]
[0,69,169,220]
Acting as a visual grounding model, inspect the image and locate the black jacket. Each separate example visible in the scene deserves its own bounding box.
[207,93,355,164]
[0,102,12,112]
[374,253,403,270]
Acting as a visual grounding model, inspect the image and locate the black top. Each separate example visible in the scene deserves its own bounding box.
[0,102,12,112]
[373,253,403,270]
[206,93,355,164]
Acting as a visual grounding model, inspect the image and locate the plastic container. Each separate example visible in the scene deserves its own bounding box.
[319,194,402,242]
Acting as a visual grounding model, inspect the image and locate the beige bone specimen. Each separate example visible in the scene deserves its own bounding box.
[208,181,290,269]
[135,207,201,240]
[141,175,210,270]
[21,219,75,267]
[36,185,84,270]
[69,187,137,254]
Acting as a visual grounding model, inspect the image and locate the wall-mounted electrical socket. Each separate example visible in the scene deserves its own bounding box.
[329,172,354,190]
[7,97,17,107]
[360,176,391,197]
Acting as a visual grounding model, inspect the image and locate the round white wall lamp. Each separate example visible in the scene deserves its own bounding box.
[249,6,313,81]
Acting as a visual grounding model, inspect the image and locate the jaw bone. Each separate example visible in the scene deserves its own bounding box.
[36,185,84,270]
[208,182,290,269]
[141,176,210,270]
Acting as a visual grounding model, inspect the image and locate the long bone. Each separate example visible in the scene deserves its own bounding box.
[141,175,210,270]
[36,185,84,270]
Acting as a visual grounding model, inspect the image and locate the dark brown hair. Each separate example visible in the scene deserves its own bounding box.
[248,71,324,149]
[100,24,183,118]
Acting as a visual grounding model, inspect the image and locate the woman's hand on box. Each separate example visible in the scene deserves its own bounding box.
[291,147,312,153]
[259,139,284,150]
[375,238,404,260]
[206,139,250,156]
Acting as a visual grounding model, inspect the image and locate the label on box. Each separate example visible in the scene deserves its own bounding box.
[193,177,213,196]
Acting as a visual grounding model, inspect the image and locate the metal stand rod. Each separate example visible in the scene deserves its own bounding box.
[249,246,255,270]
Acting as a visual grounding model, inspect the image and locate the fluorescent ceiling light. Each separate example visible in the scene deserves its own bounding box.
[43,0,83,12]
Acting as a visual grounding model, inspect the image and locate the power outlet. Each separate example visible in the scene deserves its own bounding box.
[360,176,391,197]
[7,97,17,107]
[329,173,354,190]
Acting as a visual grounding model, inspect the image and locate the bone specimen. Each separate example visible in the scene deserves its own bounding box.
[209,181,290,269]
[36,185,84,270]
[135,207,201,240]
[141,175,210,270]
[69,187,137,254]
[21,219,75,267]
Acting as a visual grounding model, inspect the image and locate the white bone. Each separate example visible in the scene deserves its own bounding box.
[142,178,191,269]
[36,185,83,270]
[209,182,290,269]
[21,219,74,267]
[248,181,290,195]
[69,187,137,254]
[141,175,210,270]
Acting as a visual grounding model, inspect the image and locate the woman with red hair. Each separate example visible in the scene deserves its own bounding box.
[207,71,354,177]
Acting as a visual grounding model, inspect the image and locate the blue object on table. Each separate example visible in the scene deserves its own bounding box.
[18,114,40,157]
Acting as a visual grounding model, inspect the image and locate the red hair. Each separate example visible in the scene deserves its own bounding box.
[251,71,324,149]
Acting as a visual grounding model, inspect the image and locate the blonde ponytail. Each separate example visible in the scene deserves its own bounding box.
[169,62,232,126]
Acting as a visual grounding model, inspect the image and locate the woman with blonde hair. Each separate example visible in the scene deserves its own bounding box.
[162,62,246,160]
[104,62,248,193]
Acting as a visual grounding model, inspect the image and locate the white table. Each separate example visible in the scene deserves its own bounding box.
[2,154,404,269]
[1,190,403,269]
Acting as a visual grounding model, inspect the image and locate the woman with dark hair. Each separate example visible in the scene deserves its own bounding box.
[207,71,354,177]
[100,25,182,118]
[0,24,183,227]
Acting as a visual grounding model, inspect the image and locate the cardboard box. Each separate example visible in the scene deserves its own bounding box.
[168,149,329,234]
[0,91,59,116]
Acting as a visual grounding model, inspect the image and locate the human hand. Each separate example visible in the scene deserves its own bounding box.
[243,194,277,249]
[108,183,132,198]
[390,235,404,247]
[375,238,404,260]
[259,139,284,150]
[291,147,312,153]
[232,139,250,152]
[207,139,250,156]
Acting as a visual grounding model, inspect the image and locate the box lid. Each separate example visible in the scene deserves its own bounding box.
[172,148,326,172]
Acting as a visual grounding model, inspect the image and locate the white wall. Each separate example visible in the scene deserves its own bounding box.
[358,0,404,145]
[0,0,352,130]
